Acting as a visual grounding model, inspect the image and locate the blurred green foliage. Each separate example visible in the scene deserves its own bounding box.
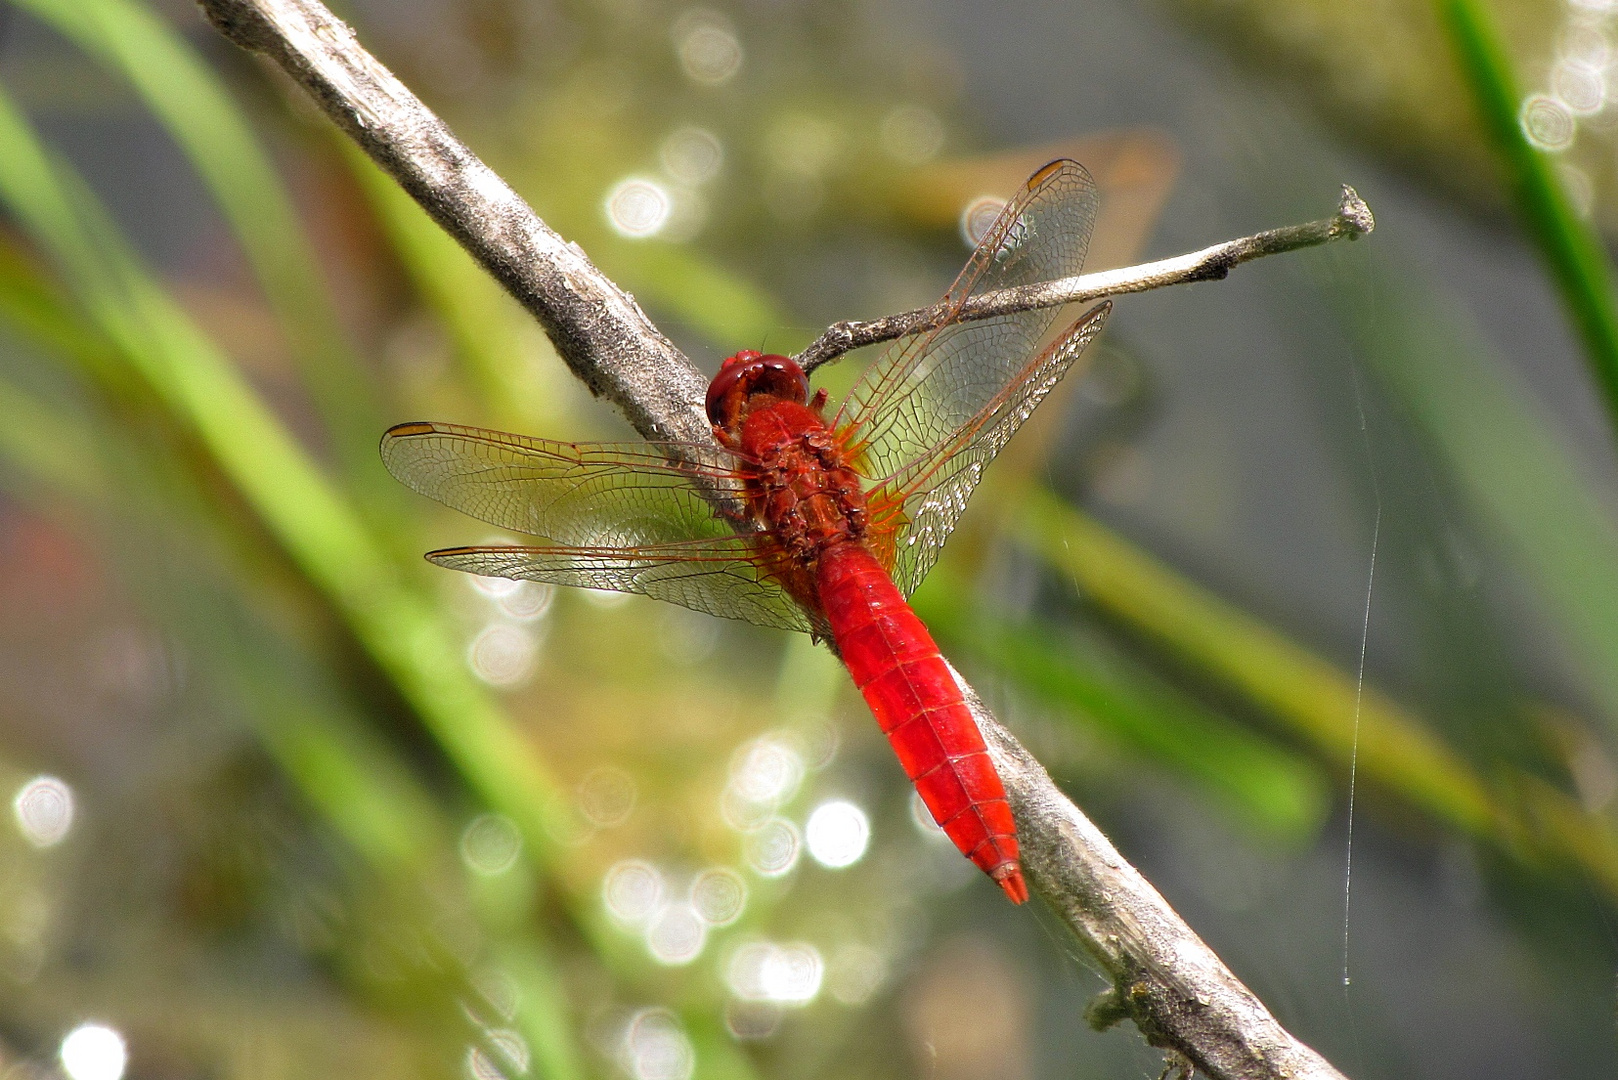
[0,0,1617,1078]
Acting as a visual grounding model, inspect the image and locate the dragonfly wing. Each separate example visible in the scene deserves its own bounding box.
[381,421,749,548]
[875,302,1111,595]
[835,159,1099,492]
[428,541,815,634]
[386,422,814,631]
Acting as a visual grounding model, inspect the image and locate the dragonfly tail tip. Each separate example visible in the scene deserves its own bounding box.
[993,865,1029,905]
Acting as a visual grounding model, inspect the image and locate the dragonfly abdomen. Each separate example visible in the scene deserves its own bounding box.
[816,542,1027,904]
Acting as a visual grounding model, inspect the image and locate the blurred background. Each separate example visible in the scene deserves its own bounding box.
[1,0,1617,1077]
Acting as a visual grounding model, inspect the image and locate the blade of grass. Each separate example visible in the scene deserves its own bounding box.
[0,250,428,871]
[1316,241,1618,741]
[0,370,101,498]
[0,83,763,1080]
[0,238,119,375]
[14,0,388,490]
[1436,0,1618,436]
[1020,489,1494,828]
[606,238,798,353]
[0,325,578,1074]
[1017,487,1618,901]
[345,141,570,431]
[0,72,569,871]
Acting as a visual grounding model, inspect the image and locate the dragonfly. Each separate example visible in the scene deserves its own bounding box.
[382,159,1109,904]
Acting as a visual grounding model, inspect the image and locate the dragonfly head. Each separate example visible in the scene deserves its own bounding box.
[706,351,809,433]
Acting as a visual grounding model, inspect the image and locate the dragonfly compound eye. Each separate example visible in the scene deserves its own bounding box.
[706,352,809,426]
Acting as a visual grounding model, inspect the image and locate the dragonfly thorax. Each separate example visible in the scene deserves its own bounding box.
[739,400,869,567]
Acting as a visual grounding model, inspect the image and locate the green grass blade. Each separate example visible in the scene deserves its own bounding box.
[1016,488,1618,901]
[14,0,387,485]
[1018,489,1496,829]
[1322,244,1618,740]
[0,71,569,877]
[0,83,761,1079]
[0,226,583,1080]
[607,238,798,351]
[346,142,571,430]
[0,373,101,499]
[1436,0,1618,435]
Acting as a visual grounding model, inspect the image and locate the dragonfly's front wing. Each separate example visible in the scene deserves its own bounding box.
[381,421,748,549]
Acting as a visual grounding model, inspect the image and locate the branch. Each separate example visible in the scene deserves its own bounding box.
[796,189,1374,373]
[198,2,1351,1077]
[962,669,1346,1079]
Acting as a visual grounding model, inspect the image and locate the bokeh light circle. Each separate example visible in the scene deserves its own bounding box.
[761,943,823,1003]
[745,817,801,877]
[725,940,774,1000]
[13,775,73,848]
[661,127,724,185]
[723,999,782,1040]
[805,800,869,869]
[578,766,637,828]
[498,581,554,621]
[725,940,823,1004]
[959,196,1006,248]
[467,624,537,686]
[645,902,707,965]
[60,1024,126,1080]
[690,867,747,926]
[1559,22,1613,68]
[468,573,521,598]
[727,737,803,807]
[1520,94,1576,150]
[466,1029,530,1080]
[623,1009,694,1080]
[605,177,673,238]
[461,814,522,875]
[1552,58,1606,115]
[672,10,742,86]
[604,860,664,925]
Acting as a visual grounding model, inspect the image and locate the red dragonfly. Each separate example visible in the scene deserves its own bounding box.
[382,160,1109,904]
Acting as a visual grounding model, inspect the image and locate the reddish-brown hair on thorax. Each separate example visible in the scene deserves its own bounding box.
[705,351,809,435]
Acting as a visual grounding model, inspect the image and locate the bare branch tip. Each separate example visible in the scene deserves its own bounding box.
[1336,185,1375,238]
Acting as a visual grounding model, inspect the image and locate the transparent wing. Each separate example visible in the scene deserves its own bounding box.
[428,542,814,634]
[872,302,1111,595]
[382,421,812,632]
[835,159,1098,495]
[381,421,749,548]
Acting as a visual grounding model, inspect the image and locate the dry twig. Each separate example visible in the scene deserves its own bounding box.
[197,1,1356,1077]
[795,191,1373,372]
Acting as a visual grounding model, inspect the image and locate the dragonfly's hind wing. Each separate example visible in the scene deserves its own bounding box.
[872,302,1110,596]
[834,160,1098,492]
[429,540,815,634]
[381,421,749,548]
